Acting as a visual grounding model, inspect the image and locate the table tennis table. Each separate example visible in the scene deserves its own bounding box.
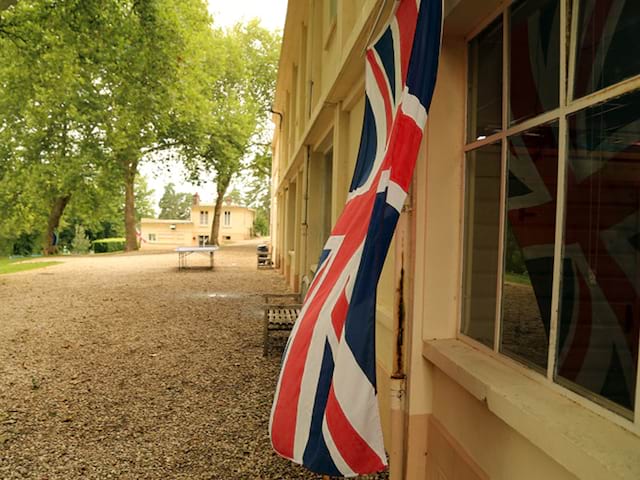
[175,246,219,270]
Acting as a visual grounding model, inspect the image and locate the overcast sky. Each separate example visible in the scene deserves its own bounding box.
[140,0,287,212]
[207,0,288,30]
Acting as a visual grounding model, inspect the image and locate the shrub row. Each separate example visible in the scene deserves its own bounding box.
[92,237,126,253]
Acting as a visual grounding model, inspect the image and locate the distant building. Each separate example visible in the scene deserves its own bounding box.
[140,194,255,249]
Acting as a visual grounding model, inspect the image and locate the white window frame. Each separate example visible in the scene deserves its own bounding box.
[223,210,231,227]
[200,210,208,226]
[460,0,640,431]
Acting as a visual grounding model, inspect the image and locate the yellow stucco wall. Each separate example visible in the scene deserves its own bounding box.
[140,204,255,249]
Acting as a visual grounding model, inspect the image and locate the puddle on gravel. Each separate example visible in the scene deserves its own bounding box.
[183,292,255,300]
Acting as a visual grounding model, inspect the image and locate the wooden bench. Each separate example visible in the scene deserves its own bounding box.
[263,293,302,356]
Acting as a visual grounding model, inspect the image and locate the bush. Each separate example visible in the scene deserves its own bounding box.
[92,237,126,253]
[72,226,92,254]
[253,211,269,237]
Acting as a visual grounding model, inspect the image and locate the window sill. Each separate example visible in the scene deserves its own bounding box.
[422,339,640,480]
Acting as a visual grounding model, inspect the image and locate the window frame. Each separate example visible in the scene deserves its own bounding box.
[223,210,231,227]
[460,0,640,430]
[200,210,209,226]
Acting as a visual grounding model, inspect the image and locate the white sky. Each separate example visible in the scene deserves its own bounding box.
[140,0,288,213]
[207,0,288,30]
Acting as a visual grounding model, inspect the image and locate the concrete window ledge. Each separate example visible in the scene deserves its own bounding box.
[423,339,640,480]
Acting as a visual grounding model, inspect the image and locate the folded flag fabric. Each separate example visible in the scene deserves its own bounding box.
[269,0,443,476]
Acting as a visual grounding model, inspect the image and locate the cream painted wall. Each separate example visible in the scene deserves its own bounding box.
[431,369,577,480]
[140,205,255,249]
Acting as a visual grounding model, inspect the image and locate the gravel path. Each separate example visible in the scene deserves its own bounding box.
[0,241,385,479]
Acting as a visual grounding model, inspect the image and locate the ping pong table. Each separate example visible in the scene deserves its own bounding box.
[175,246,219,270]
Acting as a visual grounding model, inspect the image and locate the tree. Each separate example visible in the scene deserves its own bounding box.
[94,0,213,251]
[0,0,113,254]
[181,21,280,245]
[0,0,214,253]
[158,183,192,220]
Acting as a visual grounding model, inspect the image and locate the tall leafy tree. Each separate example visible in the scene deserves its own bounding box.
[0,0,214,253]
[95,0,213,251]
[181,21,280,245]
[0,0,113,254]
[158,183,192,220]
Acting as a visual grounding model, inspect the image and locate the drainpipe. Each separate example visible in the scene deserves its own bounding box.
[389,253,407,480]
[270,107,284,132]
[300,146,310,283]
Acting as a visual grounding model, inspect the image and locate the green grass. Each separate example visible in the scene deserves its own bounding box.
[504,271,532,286]
[0,257,61,275]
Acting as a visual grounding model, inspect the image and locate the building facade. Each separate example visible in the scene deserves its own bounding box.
[271,1,640,479]
[140,196,255,249]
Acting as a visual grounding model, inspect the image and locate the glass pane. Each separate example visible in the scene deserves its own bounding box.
[573,0,640,99]
[510,0,560,124]
[501,123,559,370]
[462,143,502,347]
[468,16,503,142]
[558,90,640,413]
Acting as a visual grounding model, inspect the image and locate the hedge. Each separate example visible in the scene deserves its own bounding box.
[92,237,126,253]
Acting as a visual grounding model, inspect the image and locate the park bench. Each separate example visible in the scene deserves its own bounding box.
[262,293,302,356]
[262,276,310,356]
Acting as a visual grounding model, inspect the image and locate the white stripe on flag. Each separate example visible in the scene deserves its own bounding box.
[386,180,407,213]
[331,337,387,464]
[400,88,428,128]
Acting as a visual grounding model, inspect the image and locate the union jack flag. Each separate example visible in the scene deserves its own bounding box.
[270,0,442,476]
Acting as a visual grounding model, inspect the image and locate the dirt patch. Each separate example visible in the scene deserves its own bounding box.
[0,241,385,479]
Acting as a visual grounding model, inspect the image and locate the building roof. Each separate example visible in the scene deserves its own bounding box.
[195,204,256,212]
[140,218,192,224]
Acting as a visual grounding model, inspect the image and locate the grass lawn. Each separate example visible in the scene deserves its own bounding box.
[504,271,532,286]
[0,257,61,275]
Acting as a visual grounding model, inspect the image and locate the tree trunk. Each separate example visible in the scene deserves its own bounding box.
[124,162,138,252]
[209,178,231,246]
[43,195,71,255]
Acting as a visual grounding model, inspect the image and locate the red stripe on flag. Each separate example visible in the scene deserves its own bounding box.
[387,112,424,191]
[331,288,349,339]
[395,0,419,83]
[366,50,393,141]
[325,386,385,473]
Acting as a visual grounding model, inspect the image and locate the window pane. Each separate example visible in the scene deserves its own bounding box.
[462,143,502,347]
[573,0,640,99]
[509,0,560,124]
[501,123,559,370]
[468,16,503,142]
[558,90,640,413]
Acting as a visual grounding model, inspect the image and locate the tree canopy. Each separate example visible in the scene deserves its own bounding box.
[159,183,192,220]
[180,20,280,245]
[0,0,280,254]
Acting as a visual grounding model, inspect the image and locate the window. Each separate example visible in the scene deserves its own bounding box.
[463,0,640,418]
[148,233,156,242]
[200,210,208,225]
[223,211,231,227]
[198,235,209,246]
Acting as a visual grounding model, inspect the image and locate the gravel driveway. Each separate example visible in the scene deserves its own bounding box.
[0,241,374,480]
